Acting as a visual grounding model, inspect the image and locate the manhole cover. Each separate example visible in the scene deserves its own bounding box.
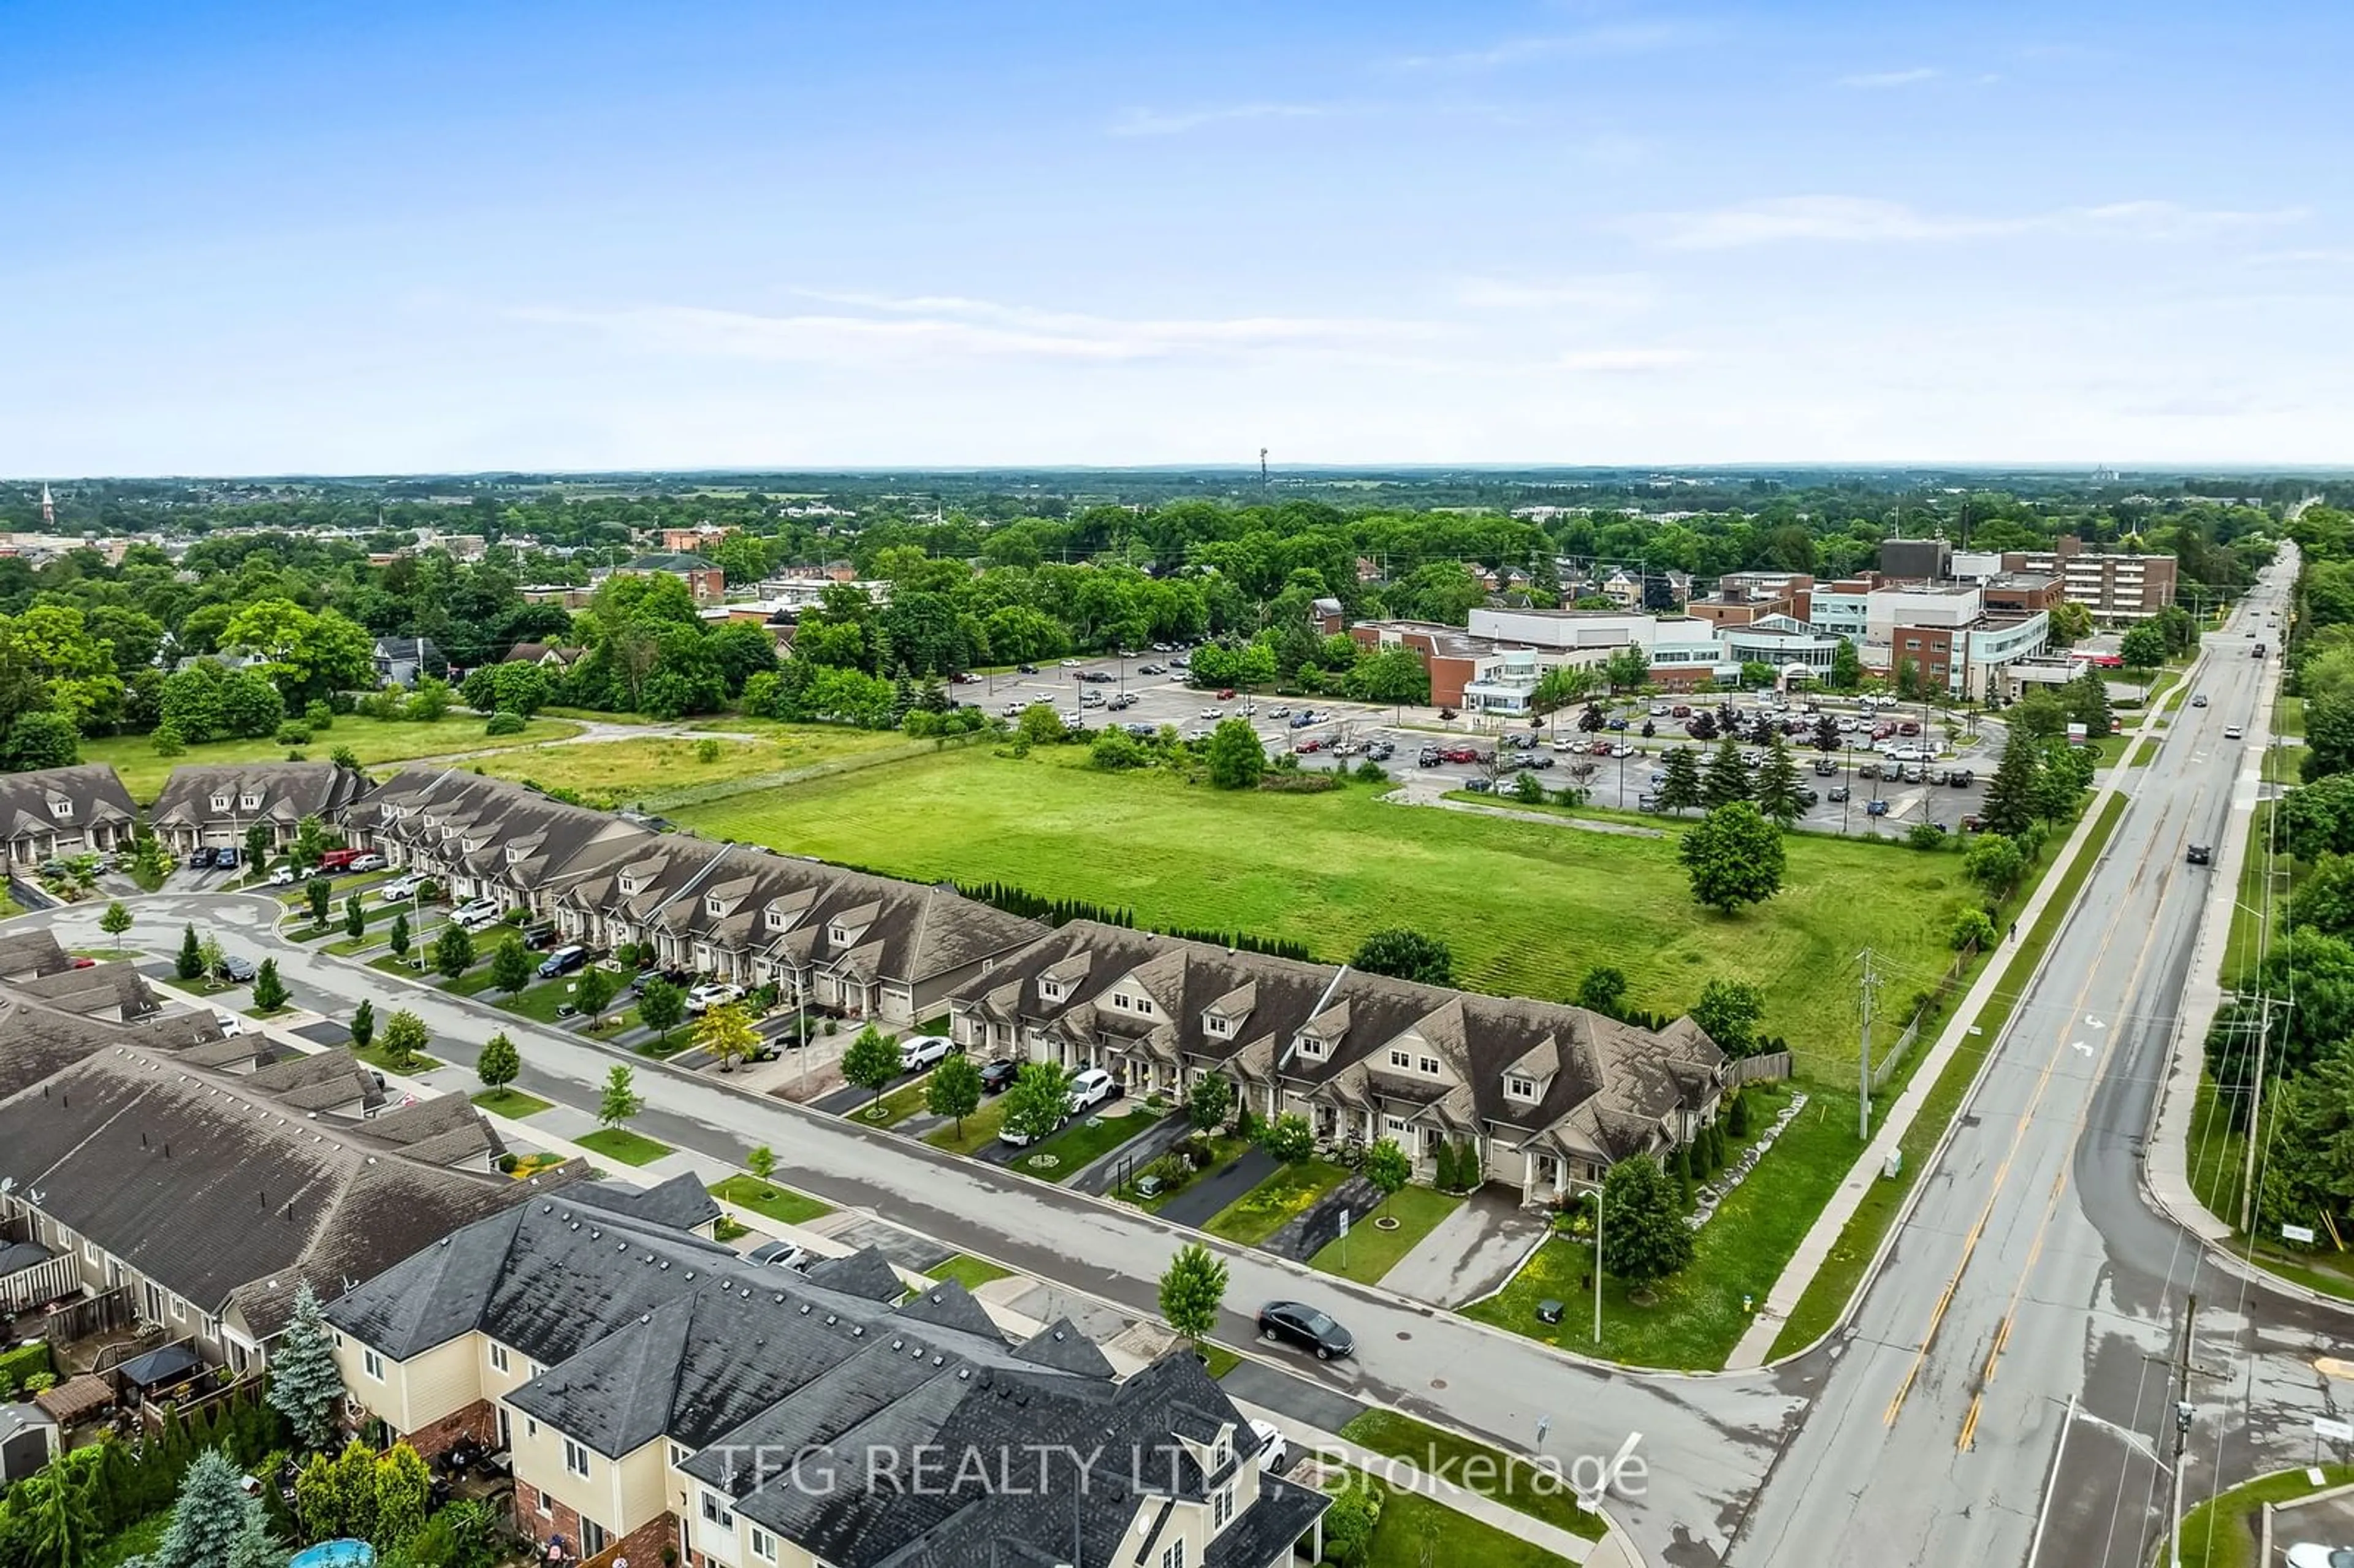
[1396,1331,1412,1341]
[1430,1379,1447,1391]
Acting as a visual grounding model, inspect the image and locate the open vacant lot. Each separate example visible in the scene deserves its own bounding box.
[468,724,914,809]
[677,750,1972,1071]
[85,714,582,801]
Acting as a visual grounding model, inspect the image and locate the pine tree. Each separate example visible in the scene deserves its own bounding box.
[1727,1092,1750,1139]
[349,999,375,1055]
[329,1441,376,1544]
[1656,747,1704,815]
[1671,1140,1694,1206]
[176,924,205,982]
[249,959,289,1014]
[150,1450,273,1568]
[1751,737,1805,828]
[1702,737,1751,809]
[1981,729,2045,836]
[264,1284,345,1453]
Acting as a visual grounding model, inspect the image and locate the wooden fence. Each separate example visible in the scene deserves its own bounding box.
[1730,1051,1793,1084]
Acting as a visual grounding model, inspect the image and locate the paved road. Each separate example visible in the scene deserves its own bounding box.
[1729,555,2347,1568]
[25,889,1803,1559]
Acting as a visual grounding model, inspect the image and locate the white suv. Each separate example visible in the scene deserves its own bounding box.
[1068,1067,1115,1112]
[901,1035,955,1071]
[453,899,505,931]
[685,981,745,1016]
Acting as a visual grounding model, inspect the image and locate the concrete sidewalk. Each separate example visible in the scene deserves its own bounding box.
[1724,676,2181,1368]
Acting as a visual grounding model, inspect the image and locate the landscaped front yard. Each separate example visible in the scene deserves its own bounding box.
[843,1073,938,1130]
[674,748,1972,1075]
[1309,1186,1463,1285]
[1202,1159,1352,1247]
[928,1254,1014,1292]
[924,1095,1010,1155]
[710,1173,835,1225]
[1465,1081,1859,1369]
[472,1087,554,1117]
[1002,1103,1166,1182]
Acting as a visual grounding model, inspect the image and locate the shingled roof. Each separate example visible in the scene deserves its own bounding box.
[0,764,136,845]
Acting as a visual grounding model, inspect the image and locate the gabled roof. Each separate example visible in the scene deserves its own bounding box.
[0,764,137,840]
[149,763,372,829]
[566,1171,721,1233]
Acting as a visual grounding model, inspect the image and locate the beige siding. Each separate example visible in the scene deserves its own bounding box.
[511,1414,636,1536]
[612,1441,669,1535]
[335,1333,480,1434]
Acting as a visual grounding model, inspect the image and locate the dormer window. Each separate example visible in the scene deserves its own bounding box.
[619,873,644,896]
[47,799,70,821]
[1295,1034,1324,1059]
[766,907,790,931]
[240,793,262,810]
[210,794,230,811]
[1388,1048,1411,1070]
[506,845,527,864]
[706,895,725,915]
[1505,1074,1538,1101]
[1039,978,1067,1003]
[1203,1014,1231,1038]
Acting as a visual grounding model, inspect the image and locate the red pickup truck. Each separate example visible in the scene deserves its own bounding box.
[318,848,363,872]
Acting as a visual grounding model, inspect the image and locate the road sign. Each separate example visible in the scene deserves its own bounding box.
[1338,1209,1350,1238]
[2284,1224,2319,1245]
[2316,1417,2353,1444]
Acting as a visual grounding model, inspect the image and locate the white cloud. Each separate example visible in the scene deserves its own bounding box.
[1394,22,1700,70]
[1839,67,1938,88]
[514,295,1436,366]
[1622,194,2307,249]
[1457,274,1656,311]
[1109,103,1329,137]
[1557,347,1699,371]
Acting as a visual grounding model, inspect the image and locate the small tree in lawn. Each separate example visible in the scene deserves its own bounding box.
[197,932,226,982]
[489,936,533,999]
[250,959,289,1014]
[1727,1092,1750,1139]
[598,1063,642,1131]
[575,964,619,1027]
[176,923,205,980]
[1363,1137,1412,1226]
[265,1283,346,1453]
[291,815,327,872]
[305,877,332,928]
[695,1000,760,1072]
[1187,1072,1233,1133]
[1262,1112,1315,1164]
[1159,1242,1228,1347]
[243,821,272,870]
[636,975,685,1044]
[378,1009,429,1071]
[99,899,132,953]
[349,999,374,1056]
[746,1144,779,1193]
[841,1026,904,1116]
[1003,1061,1073,1146]
[1691,978,1766,1056]
[386,911,411,964]
[476,1031,521,1100]
[926,1051,983,1134]
[339,894,363,942]
[432,922,474,981]
[1599,1154,1694,1302]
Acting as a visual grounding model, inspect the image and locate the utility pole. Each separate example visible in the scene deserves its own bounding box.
[1857,948,1876,1140]
[2241,780,2282,1230]
[2146,1292,2219,1568]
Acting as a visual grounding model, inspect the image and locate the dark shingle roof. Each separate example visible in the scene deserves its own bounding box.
[566,1172,720,1233]
[0,764,137,843]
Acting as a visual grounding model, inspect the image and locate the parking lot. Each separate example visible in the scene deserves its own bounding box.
[966,652,2005,835]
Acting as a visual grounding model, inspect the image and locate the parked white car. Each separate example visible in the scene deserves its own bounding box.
[1249,1418,1289,1473]
[453,899,505,930]
[212,1008,251,1038]
[379,875,422,902]
[265,866,298,887]
[1068,1067,1115,1111]
[685,981,745,1016]
[901,1035,955,1071]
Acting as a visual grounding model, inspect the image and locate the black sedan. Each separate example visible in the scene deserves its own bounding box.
[1258,1301,1354,1361]
[215,955,257,984]
[978,1058,1021,1095]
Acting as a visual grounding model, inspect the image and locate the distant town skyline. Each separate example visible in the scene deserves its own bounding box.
[9,1,2349,474]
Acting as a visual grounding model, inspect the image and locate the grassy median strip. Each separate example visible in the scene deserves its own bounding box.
[1337,1410,1605,1542]
[1766,790,2128,1360]
[1309,1188,1463,1286]
[927,1254,1014,1292]
[709,1174,835,1225]
[1203,1159,1351,1247]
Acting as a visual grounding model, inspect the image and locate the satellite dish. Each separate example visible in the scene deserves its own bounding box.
[0,1176,13,1193]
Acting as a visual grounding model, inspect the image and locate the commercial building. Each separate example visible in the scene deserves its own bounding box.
[2002,536,2179,622]
[1686,572,1815,628]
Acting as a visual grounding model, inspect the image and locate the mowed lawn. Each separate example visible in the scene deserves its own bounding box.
[85,714,582,801]
[469,724,912,808]
[676,751,1971,1071]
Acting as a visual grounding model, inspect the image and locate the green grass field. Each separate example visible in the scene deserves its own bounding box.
[468,724,910,809]
[1004,1105,1164,1181]
[928,1254,1015,1292]
[676,750,1975,1074]
[2176,1464,2354,1568]
[923,1095,1010,1154]
[1338,1410,1605,1541]
[471,1087,554,1117]
[83,715,582,801]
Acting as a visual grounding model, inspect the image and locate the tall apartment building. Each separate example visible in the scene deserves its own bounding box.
[2002,536,2179,622]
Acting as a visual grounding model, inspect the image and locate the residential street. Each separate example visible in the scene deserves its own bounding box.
[21,561,2339,1568]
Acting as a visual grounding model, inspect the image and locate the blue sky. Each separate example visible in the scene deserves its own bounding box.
[7,1,2350,474]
